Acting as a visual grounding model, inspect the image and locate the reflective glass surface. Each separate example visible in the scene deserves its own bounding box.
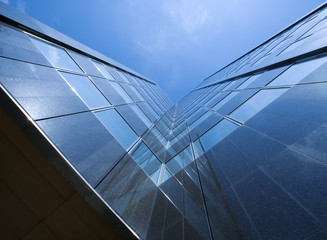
[131,141,162,184]
[110,81,133,103]
[95,109,138,149]
[194,119,238,157]
[29,36,82,73]
[130,104,152,127]
[92,60,115,80]
[236,73,262,89]
[229,88,288,123]
[37,112,125,187]
[268,56,327,86]
[212,91,239,111]
[59,71,110,109]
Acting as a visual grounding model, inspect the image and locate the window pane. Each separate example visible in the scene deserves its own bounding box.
[131,141,161,184]
[117,70,131,83]
[189,111,212,131]
[229,88,288,123]
[59,71,110,109]
[29,36,82,73]
[92,60,115,80]
[194,119,238,157]
[268,57,327,86]
[110,81,133,103]
[130,85,145,101]
[212,91,239,111]
[95,109,138,149]
[160,167,173,185]
[236,74,263,89]
[130,104,152,127]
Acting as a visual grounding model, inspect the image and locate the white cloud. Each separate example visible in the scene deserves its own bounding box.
[136,28,167,53]
[163,0,209,35]
[0,0,9,4]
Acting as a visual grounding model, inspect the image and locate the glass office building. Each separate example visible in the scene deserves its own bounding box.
[1,2,327,239]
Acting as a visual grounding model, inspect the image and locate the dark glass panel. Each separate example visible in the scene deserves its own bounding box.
[293,125,327,164]
[228,126,286,165]
[246,111,320,145]
[160,175,183,212]
[0,22,50,66]
[233,170,322,239]
[263,148,327,225]
[305,228,327,240]
[0,57,88,119]
[37,112,125,187]
[96,156,157,239]
[146,191,166,240]
[223,188,261,240]
[207,138,257,185]
[184,193,211,240]
[261,83,327,124]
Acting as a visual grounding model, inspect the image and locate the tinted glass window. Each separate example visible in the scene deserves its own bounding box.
[92,60,115,80]
[59,71,110,109]
[212,92,239,111]
[236,74,263,89]
[29,36,82,73]
[229,88,288,123]
[131,141,162,184]
[130,104,152,127]
[194,119,238,157]
[95,109,138,149]
[268,57,327,86]
[110,82,133,103]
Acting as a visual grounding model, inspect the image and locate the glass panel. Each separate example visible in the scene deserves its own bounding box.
[117,70,132,83]
[149,168,161,184]
[130,104,152,127]
[131,141,162,184]
[280,39,306,55]
[301,18,327,38]
[236,73,263,89]
[130,85,145,101]
[95,108,138,149]
[147,102,159,119]
[268,57,327,86]
[212,92,238,111]
[92,60,115,80]
[160,167,173,184]
[110,81,133,103]
[229,88,288,123]
[29,36,82,73]
[59,71,110,109]
[189,111,212,131]
[194,119,238,157]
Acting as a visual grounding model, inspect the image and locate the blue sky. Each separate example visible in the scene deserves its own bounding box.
[2,0,326,102]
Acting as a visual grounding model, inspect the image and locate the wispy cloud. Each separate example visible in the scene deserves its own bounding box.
[16,0,26,13]
[163,0,209,35]
[0,0,9,4]
[136,28,167,53]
